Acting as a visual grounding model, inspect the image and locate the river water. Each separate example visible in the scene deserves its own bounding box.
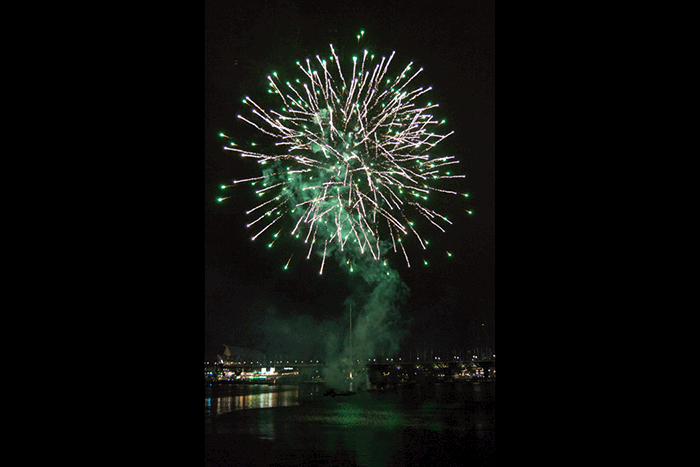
[205,382,495,466]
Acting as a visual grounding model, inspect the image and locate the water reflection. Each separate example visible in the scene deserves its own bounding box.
[206,383,495,467]
[205,385,300,424]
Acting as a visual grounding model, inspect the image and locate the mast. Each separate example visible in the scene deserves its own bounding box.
[350,305,353,366]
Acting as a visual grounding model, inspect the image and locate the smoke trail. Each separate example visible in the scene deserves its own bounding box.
[322,252,410,390]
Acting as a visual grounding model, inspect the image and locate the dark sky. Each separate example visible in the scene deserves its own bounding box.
[204,0,495,361]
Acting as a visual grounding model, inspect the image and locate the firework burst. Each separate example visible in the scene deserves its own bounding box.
[220,34,470,273]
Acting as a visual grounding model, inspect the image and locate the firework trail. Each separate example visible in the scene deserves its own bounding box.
[220,34,470,273]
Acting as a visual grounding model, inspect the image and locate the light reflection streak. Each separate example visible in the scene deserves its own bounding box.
[205,386,300,421]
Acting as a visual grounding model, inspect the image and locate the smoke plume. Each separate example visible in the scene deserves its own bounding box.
[322,252,410,390]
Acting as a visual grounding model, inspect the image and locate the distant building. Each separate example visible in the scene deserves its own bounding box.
[221,345,265,363]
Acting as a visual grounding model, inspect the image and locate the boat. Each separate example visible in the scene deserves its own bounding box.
[323,388,357,397]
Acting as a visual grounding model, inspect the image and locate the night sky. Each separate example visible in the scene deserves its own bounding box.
[204,0,495,362]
